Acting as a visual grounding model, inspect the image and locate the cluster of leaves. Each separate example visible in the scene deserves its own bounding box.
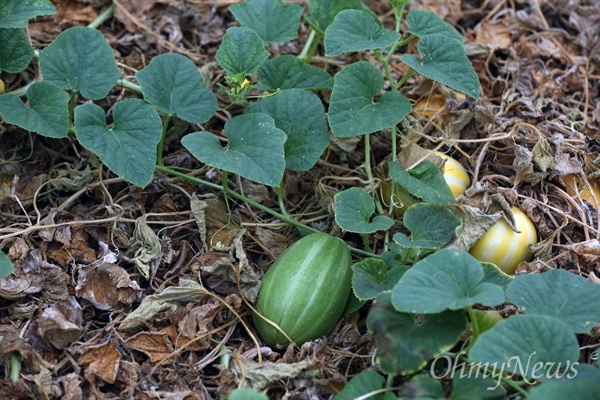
[0,0,599,399]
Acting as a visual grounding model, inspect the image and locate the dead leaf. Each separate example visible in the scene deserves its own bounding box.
[79,340,122,384]
[129,216,162,279]
[513,144,547,186]
[119,279,208,331]
[453,205,502,251]
[125,332,174,362]
[31,297,82,350]
[75,263,143,311]
[255,227,292,259]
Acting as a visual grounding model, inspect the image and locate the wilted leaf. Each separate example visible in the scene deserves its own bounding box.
[129,217,162,279]
[75,263,143,311]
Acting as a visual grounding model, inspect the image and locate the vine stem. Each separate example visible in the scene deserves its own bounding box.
[298,30,322,62]
[155,165,378,258]
[364,134,386,216]
[156,113,172,166]
[466,306,480,350]
[277,176,290,217]
[87,3,115,29]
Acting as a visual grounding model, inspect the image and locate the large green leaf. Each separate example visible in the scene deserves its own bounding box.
[136,53,217,124]
[450,374,506,399]
[257,55,333,91]
[215,27,270,77]
[506,269,600,333]
[392,248,505,313]
[305,0,366,35]
[246,89,329,171]
[469,315,580,380]
[329,61,411,137]
[40,27,120,100]
[388,160,455,206]
[228,388,268,400]
[352,258,406,301]
[406,10,463,42]
[182,113,286,187]
[74,99,162,188]
[368,293,467,375]
[0,250,15,279]
[324,10,400,57]
[334,187,394,233]
[334,370,384,400]
[0,81,69,138]
[392,203,460,249]
[400,34,480,100]
[229,0,303,44]
[0,0,56,28]
[528,381,600,400]
[0,28,34,73]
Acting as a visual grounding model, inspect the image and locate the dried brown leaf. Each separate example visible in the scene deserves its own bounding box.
[79,340,122,384]
[75,263,143,311]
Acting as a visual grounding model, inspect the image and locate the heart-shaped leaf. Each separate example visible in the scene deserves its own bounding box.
[329,61,411,137]
[0,81,69,138]
[74,99,162,188]
[469,315,580,379]
[388,160,455,206]
[305,0,365,35]
[0,28,34,73]
[401,34,480,100]
[136,53,217,123]
[334,187,394,233]
[368,293,467,375]
[0,0,56,28]
[40,26,120,100]
[182,113,286,187]
[229,0,303,44]
[335,371,384,400]
[392,248,506,313]
[507,269,600,333]
[246,89,329,171]
[352,258,406,301]
[324,9,400,57]
[406,10,463,41]
[215,27,270,77]
[257,55,333,91]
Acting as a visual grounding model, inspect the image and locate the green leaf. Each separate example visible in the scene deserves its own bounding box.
[399,375,445,399]
[329,61,411,137]
[480,262,513,292]
[334,187,394,233]
[229,0,303,44]
[0,81,69,138]
[40,26,120,100]
[215,27,270,77]
[528,380,600,400]
[406,10,463,42]
[257,55,333,91]
[368,293,467,375]
[388,160,455,206]
[334,370,384,400]
[392,248,506,314]
[246,89,329,171]
[228,388,268,400]
[404,203,461,245]
[469,315,580,380]
[136,53,217,124]
[401,34,480,100]
[182,113,286,187]
[324,10,401,57]
[0,250,15,279]
[0,0,56,28]
[529,364,600,397]
[74,99,162,188]
[0,28,34,73]
[305,0,366,35]
[352,258,406,301]
[506,269,600,333]
[450,374,506,400]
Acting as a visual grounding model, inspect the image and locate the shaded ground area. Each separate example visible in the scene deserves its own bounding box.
[0,0,599,398]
